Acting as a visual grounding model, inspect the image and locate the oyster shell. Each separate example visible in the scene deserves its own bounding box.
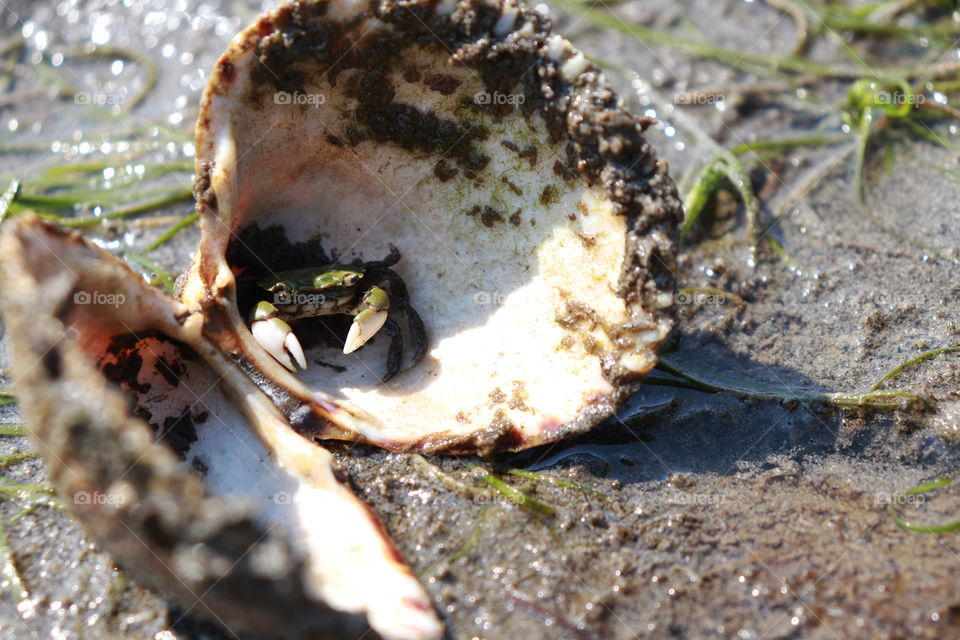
[0,0,681,637]
[186,0,681,454]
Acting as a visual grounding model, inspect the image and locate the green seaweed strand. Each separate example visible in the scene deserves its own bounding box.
[0,425,27,437]
[37,188,193,228]
[506,468,609,501]
[652,355,927,411]
[870,346,960,391]
[444,506,488,564]
[474,468,556,516]
[847,77,916,122]
[889,478,960,533]
[61,45,159,112]
[418,506,488,578]
[0,388,16,406]
[0,451,37,469]
[679,149,758,246]
[549,0,857,78]
[142,211,199,253]
[730,133,849,156]
[123,252,176,294]
[0,481,55,501]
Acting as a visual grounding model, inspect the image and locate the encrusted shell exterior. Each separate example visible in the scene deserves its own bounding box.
[187,0,682,454]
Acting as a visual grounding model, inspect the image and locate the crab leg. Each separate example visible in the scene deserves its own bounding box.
[402,304,428,371]
[251,300,308,371]
[366,268,428,369]
[379,317,403,383]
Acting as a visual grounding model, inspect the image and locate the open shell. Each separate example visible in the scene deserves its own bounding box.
[185,0,681,453]
[0,0,680,638]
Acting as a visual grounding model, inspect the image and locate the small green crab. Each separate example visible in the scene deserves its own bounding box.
[249,247,426,382]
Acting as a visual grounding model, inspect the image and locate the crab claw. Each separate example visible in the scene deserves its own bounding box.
[344,308,389,355]
[344,286,390,355]
[250,301,307,371]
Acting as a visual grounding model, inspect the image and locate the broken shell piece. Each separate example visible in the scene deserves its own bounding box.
[187,0,682,454]
[0,215,442,640]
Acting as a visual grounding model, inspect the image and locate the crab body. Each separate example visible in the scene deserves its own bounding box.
[249,248,426,381]
[262,266,378,320]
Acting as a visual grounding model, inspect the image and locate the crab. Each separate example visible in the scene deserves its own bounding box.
[249,246,427,381]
